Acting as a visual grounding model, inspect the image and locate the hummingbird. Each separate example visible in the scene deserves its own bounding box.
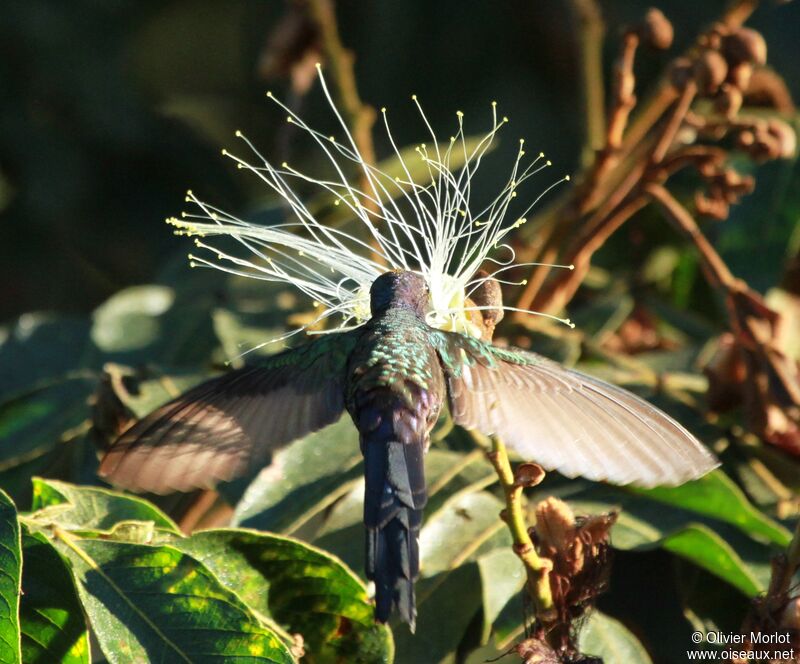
[100,270,718,630]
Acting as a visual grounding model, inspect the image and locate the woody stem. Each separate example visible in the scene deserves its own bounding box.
[486,435,554,614]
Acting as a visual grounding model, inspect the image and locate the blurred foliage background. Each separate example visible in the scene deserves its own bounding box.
[2,1,800,663]
[2,0,798,319]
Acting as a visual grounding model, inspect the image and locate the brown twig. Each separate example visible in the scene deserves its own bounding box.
[568,0,606,167]
[306,0,376,167]
[646,183,738,289]
[514,1,763,316]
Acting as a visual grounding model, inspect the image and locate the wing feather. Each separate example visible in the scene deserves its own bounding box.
[99,331,359,494]
[433,332,718,487]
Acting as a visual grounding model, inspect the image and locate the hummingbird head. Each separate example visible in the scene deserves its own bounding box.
[370,270,429,317]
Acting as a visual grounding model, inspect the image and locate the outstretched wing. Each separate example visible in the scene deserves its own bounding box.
[99,330,360,494]
[432,331,718,488]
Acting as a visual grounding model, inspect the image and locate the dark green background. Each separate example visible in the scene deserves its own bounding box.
[2,0,798,322]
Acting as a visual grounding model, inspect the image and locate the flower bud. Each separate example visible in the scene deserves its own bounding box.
[639,8,673,50]
[767,118,797,159]
[728,62,753,91]
[694,50,728,95]
[722,28,767,66]
[515,462,545,488]
[714,83,743,118]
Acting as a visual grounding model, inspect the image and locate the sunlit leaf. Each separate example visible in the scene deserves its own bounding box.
[19,529,89,664]
[30,478,179,533]
[632,470,792,547]
[0,489,21,664]
[52,536,294,663]
[170,529,393,664]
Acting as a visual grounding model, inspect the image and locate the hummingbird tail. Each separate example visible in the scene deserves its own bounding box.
[363,435,427,631]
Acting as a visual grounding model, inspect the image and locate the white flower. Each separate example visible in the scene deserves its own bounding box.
[169,65,572,352]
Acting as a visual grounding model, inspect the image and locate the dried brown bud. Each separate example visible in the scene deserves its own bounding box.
[535,497,576,553]
[694,49,728,95]
[728,62,753,91]
[722,27,767,66]
[468,270,505,341]
[738,129,755,147]
[781,598,800,630]
[695,192,729,221]
[704,333,746,412]
[614,61,636,102]
[714,83,743,118]
[515,638,561,664]
[639,8,673,50]
[515,463,545,488]
[767,119,797,159]
[745,68,796,113]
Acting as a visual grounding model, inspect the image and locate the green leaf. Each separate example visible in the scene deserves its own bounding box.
[476,548,525,644]
[658,525,762,597]
[170,529,393,664]
[0,314,91,396]
[419,491,508,575]
[578,611,653,664]
[91,285,175,354]
[313,448,497,575]
[52,535,294,663]
[19,529,89,663]
[575,496,764,596]
[99,363,208,420]
[88,284,218,366]
[30,478,179,533]
[393,564,482,664]
[233,417,361,534]
[0,378,95,471]
[0,489,21,664]
[632,470,792,547]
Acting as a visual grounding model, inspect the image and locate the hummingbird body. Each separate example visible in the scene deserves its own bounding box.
[345,277,446,628]
[100,270,718,630]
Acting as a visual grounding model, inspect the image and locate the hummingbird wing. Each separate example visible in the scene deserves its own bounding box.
[432,331,718,488]
[99,331,360,494]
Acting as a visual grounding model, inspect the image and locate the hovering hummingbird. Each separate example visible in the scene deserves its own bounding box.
[100,68,718,630]
[100,269,717,629]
